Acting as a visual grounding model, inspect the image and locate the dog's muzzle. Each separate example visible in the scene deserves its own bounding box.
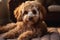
[27,12,34,20]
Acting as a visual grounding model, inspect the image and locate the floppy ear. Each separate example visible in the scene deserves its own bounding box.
[39,4,47,21]
[14,7,19,19]
[14,3,24,21]
[39,12,43,20]
[14,7,23,21]
[34,0,46,20]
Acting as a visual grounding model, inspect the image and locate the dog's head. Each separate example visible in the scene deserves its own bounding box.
[14,1,46,24]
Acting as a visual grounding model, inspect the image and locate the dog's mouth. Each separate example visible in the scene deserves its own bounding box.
[26,18,38,24]
[29,17,33,21]
[26,18,34,22]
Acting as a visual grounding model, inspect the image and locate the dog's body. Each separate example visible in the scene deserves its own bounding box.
[1,21,47,39]
[1,1,47,40]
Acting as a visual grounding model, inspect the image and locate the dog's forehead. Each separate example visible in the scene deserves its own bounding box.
[21,1,41,14]
[23,1,40,10]
[23,5,39,12]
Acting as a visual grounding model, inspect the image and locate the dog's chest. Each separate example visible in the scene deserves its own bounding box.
[23,25,42,36]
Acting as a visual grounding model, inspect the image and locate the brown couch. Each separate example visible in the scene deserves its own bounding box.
[46,5,60,26]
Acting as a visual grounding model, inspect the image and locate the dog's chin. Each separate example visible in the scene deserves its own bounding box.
[23,19,38,25]
[27,21,34,25]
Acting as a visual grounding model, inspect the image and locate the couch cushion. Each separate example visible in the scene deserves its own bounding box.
[48,5,60,12]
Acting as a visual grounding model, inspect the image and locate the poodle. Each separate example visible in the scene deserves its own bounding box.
[1,1,47,40]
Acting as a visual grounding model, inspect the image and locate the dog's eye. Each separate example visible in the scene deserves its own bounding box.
[23,11,28,15]
[32,10,36,14]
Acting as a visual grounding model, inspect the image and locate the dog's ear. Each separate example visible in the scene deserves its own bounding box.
[14,3,24,21]
[38,3,46,21]
[14,7,19,19]
[14,6,23,21]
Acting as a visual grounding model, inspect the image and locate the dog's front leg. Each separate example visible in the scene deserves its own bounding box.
[1,25,23,39]
[0,23,16,33]
[17,31,34,40]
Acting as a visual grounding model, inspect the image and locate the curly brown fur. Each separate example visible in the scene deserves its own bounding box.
[1,1,47,40]
[0,23,16,34]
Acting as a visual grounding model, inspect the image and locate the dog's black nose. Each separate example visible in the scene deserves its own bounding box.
[29,17,33,20]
